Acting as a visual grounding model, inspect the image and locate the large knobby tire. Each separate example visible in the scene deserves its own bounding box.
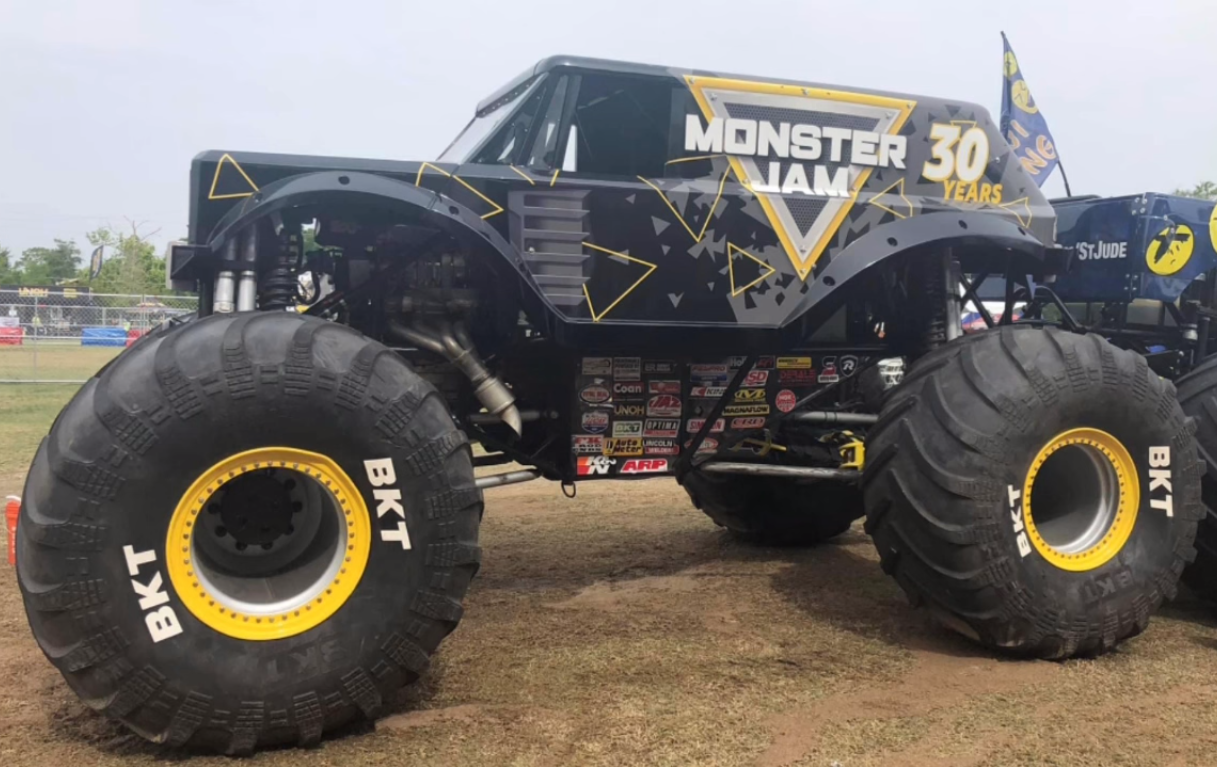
[17,312,482,753]
[682,472,862,545]
[1176,356,1217,599]
[862,327,1200,658]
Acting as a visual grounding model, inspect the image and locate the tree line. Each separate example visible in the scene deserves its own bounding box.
[0,223,173,295]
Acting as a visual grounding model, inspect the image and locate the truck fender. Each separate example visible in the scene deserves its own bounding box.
[203,170,551,308]
[796,211,1050,313]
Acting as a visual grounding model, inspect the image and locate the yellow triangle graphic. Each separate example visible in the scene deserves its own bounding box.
[727,243,776,297]
[581,242,658,322]
[867,178,914,220]
[999,196,1033,227]
[208,153,259,200]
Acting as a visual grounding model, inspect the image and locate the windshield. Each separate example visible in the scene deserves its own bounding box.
[437,77,543,163]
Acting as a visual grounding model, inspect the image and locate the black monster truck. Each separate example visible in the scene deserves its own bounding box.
[17,56,1202,753]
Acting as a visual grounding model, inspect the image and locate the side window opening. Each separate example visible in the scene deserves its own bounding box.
[470,85,547,165]
[526,76,571,169]
[558,73,676,178]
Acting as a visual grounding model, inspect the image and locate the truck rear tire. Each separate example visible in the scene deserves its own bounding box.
[17,312,482,753]
[862,327,1200,658]
[682,472,862,545]
[1175,356,1217,600]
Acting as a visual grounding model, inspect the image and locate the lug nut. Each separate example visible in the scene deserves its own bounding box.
[215,526,227,537]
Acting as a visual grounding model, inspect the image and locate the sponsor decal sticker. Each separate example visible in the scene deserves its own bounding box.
[582,357,612,376]
[779,368,816,385]
[691,363,729,378]
[775,390,797,413]
[731,416,766,429]
[687,417,725,433]
[1075,240,1128,261]
[777,356,812,369]
[733,388,767,402]
[573,435,605,454]
[614,403,646,417]
[818,356,840,384]
[613,381,645,397]
[620,458,669,474]
[693,438,719,454]
[644,438,679,455]
[613,420,643,437]
[647,394,683,418]
[691,385,726,399]
[613,357,641,380]
[604,437,644,457]
[741,370,769,387]
[755,356,775,369]
[727,356,749,368]
[644,419,680,438]
[643,360,676,374]
[580,381,611,405]
[840,355,860,378]
[649,380,681,395]
[581,410,609,434]
[578,456,616,476]
[724,403,770,416]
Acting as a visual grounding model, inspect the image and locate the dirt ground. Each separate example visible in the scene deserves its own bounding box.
[4,386,1217,765]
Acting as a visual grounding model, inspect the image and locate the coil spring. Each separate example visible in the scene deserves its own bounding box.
[919,256,948,350]
[259,260,296,310]
[259,236,299,311]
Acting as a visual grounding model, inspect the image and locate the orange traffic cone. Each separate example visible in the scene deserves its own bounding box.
[5,496,19,566]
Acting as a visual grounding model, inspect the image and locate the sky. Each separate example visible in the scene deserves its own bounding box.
[0,0,1213,260]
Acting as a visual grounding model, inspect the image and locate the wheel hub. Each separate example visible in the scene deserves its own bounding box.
[165,448,372,641]
[216,473,296,547]
[1023,428,1140,572]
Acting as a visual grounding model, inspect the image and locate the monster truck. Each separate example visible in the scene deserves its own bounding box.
[17,56,1201,752]
[983,192,1217,601]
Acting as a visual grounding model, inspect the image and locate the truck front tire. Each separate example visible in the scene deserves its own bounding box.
[862,327,1200,658]
[18,312,482,753]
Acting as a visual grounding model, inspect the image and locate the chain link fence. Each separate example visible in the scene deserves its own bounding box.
[0,288,197,383]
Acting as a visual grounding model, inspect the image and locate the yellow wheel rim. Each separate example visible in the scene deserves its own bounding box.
[165,447,372,641]
[1022,428,1139,572]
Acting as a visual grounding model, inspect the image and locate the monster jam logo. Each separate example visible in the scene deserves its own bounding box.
[684,77,914,280]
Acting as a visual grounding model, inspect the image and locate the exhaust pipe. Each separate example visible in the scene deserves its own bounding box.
[388,318,523,435]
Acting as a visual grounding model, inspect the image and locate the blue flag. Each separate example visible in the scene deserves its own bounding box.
[1001,33,1060,187]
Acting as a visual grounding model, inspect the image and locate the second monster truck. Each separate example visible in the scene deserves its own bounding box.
[18,55,1201,753]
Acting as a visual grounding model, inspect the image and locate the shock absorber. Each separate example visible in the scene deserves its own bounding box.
[259,231,300,311]
[918,250,961,350]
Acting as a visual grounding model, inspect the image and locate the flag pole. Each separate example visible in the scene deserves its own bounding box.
[1056,159,1074,198]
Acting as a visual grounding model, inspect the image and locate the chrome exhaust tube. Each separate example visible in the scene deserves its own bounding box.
[387,318,523,436]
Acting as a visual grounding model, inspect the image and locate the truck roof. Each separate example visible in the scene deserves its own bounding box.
[476,55,928,117]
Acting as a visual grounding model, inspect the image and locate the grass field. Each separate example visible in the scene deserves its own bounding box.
[0,345,121,384]
[3,377,1217,765]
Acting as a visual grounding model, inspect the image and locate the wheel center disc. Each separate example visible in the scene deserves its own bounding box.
[166,448,373,641]
[217,473,296,546]
[1023,428,1140,572]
